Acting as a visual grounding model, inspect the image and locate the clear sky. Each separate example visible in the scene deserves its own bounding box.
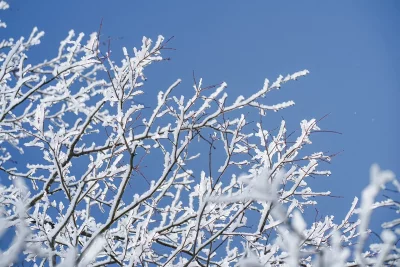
[1,0,399,244]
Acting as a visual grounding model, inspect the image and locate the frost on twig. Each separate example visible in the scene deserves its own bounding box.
[0,3,399,266]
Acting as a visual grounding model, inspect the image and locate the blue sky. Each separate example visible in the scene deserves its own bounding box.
[1,0,399,247]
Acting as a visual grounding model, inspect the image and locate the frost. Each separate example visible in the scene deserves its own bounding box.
[78,236,106,267]
[0,4,398,265]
